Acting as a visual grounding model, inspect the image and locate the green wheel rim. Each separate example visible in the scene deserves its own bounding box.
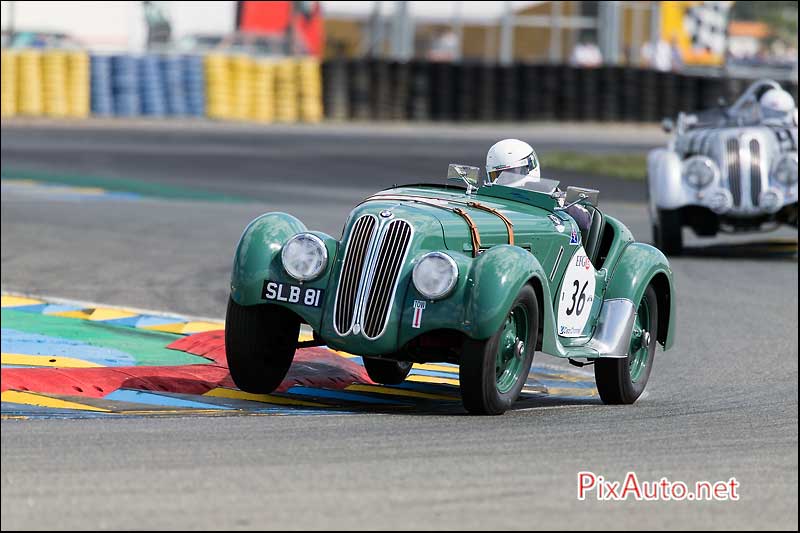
[495,303,528,394]
[628,296,652,383]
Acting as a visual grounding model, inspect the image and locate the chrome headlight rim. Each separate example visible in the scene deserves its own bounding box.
[281,233,328,282]
[412,251,459,300]
[772,154,798,186]
[683,155,719,189]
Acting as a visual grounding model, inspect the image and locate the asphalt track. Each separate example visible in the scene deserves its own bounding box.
[1,121,798,530]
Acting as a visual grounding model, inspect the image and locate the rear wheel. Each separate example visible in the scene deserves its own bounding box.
[653,209,683,255]
[363,358,413,385]
[225,298,300,393]
[459,285,539,415]
[594,285,659,404]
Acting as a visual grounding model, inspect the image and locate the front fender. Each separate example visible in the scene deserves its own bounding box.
[648,148,686,212]
[464,245,551,340]
[229,212,337,329]
[605,242,676,350]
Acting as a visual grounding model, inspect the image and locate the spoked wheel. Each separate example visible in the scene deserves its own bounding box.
[460,285,538,415]
[595,285,659,404]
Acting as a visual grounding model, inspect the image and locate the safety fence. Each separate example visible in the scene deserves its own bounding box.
[1,49,323,123]
[3,51,796,123]
[322,60,800,122]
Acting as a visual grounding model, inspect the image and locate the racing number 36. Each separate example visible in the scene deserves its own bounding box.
[566,280,589,316]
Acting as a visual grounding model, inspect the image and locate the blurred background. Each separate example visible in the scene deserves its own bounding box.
[0,0,797,123]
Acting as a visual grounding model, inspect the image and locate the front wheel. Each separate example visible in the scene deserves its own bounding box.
[225,298,300,393]
[459,284,539,415]
[594,285,659,404]
[653,209,683,255]
[363,357,413,385]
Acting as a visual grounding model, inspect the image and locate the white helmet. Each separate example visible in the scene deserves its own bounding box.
[759,88,795,122]
[486,139,540,183]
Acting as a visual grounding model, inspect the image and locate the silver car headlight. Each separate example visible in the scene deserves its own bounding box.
[412,252,458,300]
[772,154,798,186]
[683,155,718,189]
[281,233,328,281]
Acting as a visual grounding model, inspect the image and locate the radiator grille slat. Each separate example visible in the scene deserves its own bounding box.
[750,139,761,206]
[362,220,412,339]
[726,138,742,207]
[333,215,376,334]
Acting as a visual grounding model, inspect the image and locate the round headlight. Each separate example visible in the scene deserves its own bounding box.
[683,156,718,189]
[759,188,784,214]
[772,154,798,186]
[412,252,458,300]
[281,233,328,281]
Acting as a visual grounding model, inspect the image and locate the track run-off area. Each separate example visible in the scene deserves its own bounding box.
[1,120,797,530]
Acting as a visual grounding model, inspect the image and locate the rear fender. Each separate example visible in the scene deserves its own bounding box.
[604,242,676,350]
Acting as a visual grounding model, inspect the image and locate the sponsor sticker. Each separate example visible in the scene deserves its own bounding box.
[570,228,581,245]
[556,247,596,338]
[412,300,426,329]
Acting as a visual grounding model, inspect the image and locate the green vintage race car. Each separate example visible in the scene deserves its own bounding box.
[225,165,676,415]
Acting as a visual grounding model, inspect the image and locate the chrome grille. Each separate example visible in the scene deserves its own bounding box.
[725,137,742,207]
[362,219,412,339]
[749,139,761,207]
[333,215,376,335]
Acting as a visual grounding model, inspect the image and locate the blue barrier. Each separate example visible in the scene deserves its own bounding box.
[111,55,140,117]
[162,55,187,116]
[183,55,206,117]
[140,54,166,117]
[90,55,113,116]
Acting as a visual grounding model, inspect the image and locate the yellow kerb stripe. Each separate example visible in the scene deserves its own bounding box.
[1,390,110,412]
[2,353,104,368]
[204,387,325,407]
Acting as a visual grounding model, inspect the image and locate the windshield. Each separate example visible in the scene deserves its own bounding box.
[494,170,560,194]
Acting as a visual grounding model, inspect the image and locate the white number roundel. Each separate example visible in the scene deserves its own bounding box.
[557,246,596,338]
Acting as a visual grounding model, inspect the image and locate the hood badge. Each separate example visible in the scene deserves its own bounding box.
[380,210,394,219]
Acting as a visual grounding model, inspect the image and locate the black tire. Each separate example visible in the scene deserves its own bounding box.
[594,285,659,404]
[459,284,539,415]
[225,297,300,394]
[363,358,413,385]
[653,209,683,255]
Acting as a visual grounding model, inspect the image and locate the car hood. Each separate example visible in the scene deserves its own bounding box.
[345,186,564,255]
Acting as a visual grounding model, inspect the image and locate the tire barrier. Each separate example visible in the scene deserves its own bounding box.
[18,50,44,116]
[1,50,18,117]
[89,55,113,117]
[50,50,320,123]
[252,59,276,123]
[2,50,794,124]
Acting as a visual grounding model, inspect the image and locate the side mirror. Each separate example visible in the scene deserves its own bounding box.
[661,118,674,133]
[565,186,599,208]
[447,164,481,194]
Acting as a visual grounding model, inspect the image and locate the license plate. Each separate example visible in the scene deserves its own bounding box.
[262,280,324,308]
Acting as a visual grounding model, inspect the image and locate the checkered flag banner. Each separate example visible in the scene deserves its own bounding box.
[683,1,734,55]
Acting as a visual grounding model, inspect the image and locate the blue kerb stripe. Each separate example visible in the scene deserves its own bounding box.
[536,378,596,389]
[2,304,48,314]
[286,386,410,405]
[408,368,459,379]
[104,389,234,410]
[41,304,84,314]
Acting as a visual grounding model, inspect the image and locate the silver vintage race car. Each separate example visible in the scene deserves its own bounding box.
[648,79,798,254]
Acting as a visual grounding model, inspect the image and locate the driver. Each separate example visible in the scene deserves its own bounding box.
[759,87,796,125]
[486,139,592,233]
